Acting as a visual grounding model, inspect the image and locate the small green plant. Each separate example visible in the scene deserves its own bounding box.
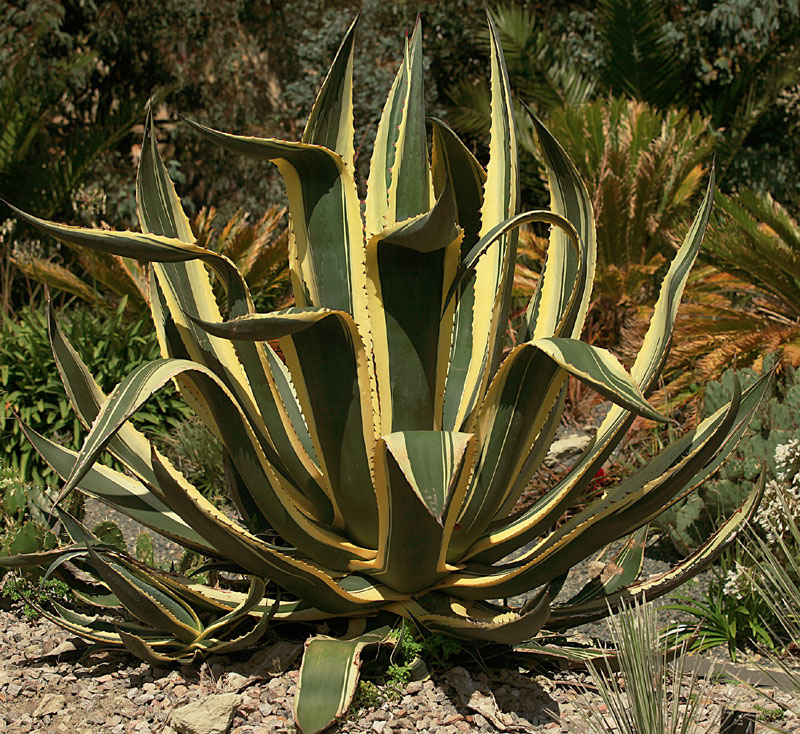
[567,597,713,734]
[154,415,225,502]
[1,574,71,619]
[666,549,775,661]
[351,625,465,714]
[752,704,785,724]
[0,460,66,559]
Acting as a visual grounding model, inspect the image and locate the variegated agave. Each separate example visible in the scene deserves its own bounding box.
[2,13,767,734]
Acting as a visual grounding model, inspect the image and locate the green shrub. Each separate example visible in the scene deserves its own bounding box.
[0,299,190,484]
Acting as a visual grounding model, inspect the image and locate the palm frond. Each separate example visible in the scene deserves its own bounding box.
[597,0,686,109]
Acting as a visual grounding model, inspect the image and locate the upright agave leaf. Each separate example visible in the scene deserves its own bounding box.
[3,10,767,734]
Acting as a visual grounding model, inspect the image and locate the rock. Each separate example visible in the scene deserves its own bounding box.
[36,639,83,661]
[445,667,537,733]
[170,692,240,734]
[248,642,302,677]
[34,693,67,717]
[544,434,591,467]
[221,672,250,692]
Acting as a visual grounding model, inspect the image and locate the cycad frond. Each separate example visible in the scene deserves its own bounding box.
[598,0,685,109]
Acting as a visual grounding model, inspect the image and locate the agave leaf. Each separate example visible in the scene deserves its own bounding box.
[183,118,365,318]
[365,22,431,237]
[190,583,334,622]
[386,20,431,225]
[85,546,201,642]
[55,359,226,504]
[17,421,212,552]
[207,600,275,655]
[303,14,357,167]
[294,625,394,734]
[632,168,716,388]
[0,545,85,569]
[47,300,166,494]
[397,588,551,644]
[562,526,649,607]
[548,470,766,629]
[366,186,463,433]
[6,202,209,262]
[524,109,596,342]
[53,355,350,566]
[430,117,486,254]
[533,337,666,422]
[30,600,128,645]
[199,576,266,639]
[450,374,766,598]
[370,430,477,593]
[139,118,325,514]
[443,208,579,314]
[471,172,717,562]
[150,452,403,615]
[118,630,195,665]
[194,307,376,547]
[493,384,568,519]
[443,11,518,431]
[51,600,162,638]
[445,218,581,559]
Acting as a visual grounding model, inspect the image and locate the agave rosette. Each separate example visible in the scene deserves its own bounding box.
[2,12,768,733]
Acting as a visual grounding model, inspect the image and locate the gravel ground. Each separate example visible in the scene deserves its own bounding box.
[1,601,799,734]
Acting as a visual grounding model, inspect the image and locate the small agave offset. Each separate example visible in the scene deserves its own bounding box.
[3,12,768,733]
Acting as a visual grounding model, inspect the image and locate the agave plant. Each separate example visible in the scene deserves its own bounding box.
[1,12,769,733]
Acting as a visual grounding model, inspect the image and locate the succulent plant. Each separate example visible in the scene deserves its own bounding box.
[1,13,767,733]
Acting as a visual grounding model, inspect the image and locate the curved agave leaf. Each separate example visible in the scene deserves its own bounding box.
[295,623,394,734]
[471,172,717,562]
[183,118,365,319]
[547,469,766,629]
[524,109,596,343]
[137,116,326,512]
[192,308,377,548]
[442,10,518,432]
[394,586,551,644]
[430,117,486,254]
